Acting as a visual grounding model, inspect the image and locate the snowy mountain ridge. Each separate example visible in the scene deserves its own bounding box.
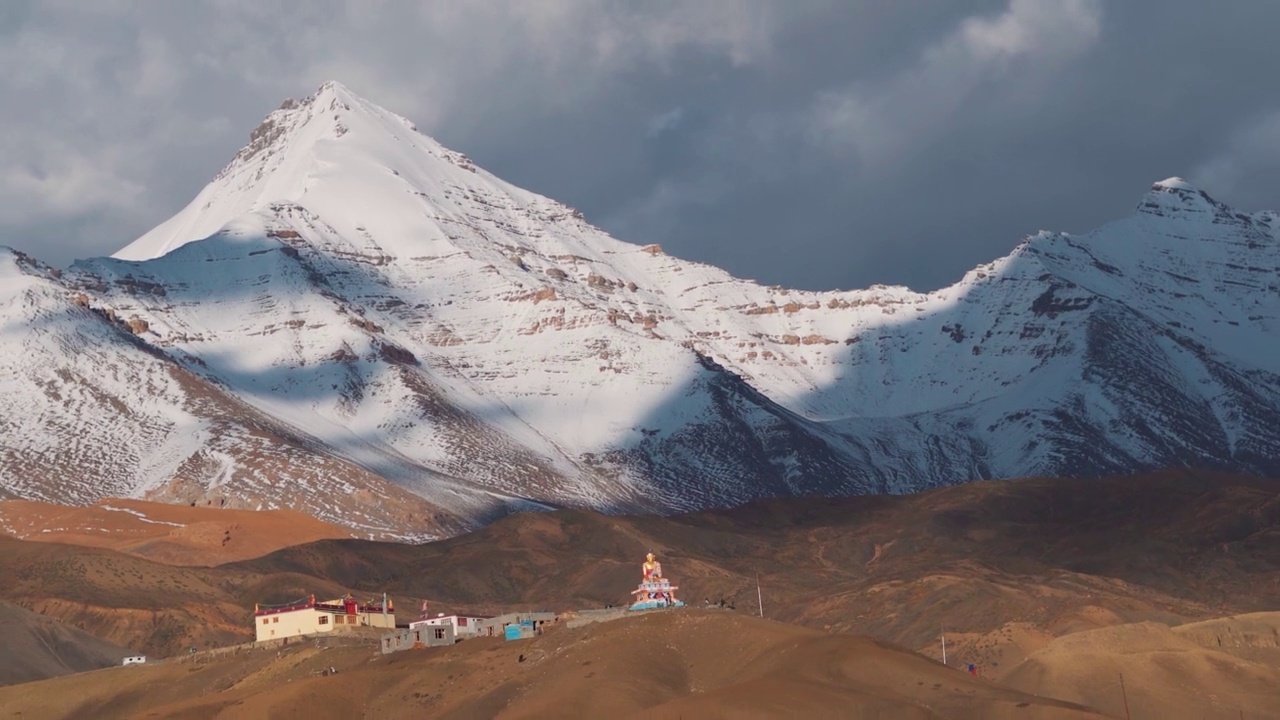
[2,82,1278,538]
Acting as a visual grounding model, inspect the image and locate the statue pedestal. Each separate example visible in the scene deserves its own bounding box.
[628,578,684,611]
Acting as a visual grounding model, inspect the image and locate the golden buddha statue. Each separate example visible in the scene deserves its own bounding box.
[642,551,663,581]
[628,549,682,609]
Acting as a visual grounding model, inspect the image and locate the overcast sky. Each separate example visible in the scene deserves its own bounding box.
[3,1,1279,292]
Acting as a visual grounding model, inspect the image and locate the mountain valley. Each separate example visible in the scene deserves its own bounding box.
[0,470,1276,717]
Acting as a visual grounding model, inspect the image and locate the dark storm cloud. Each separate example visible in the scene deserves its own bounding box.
[2,1,1279,293]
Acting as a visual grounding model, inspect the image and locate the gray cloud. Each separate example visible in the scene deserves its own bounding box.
[2,1,1279,292]
[1195,111,1280,207]
[808,0,1103,170]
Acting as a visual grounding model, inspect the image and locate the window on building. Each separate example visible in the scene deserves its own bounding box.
[262,618,269,625]
[318,616,328,625]
[458,617,468,626]
[435,628,445,639]
[273,617,279,623]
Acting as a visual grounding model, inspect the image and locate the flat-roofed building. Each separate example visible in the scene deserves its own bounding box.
[473,612,557,638]
[409,613,490,638]
[381,623,455,654]
[254,593,396,642]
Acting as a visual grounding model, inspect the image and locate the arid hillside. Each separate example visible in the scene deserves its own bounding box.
[0,610,1105,719]
[1,469,1276,671]
[0,498,350,565]
[1001,612,1280,718]
[0,536,353,656]
[0,600,133,686]
[231,469,1280,670]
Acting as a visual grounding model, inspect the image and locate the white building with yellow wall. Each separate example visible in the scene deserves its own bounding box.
[254,593,396,642]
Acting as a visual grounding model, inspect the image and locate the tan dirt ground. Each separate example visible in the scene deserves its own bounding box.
[0,498,350,566]
[1001,616,1280,719]
[0,610,1106,719]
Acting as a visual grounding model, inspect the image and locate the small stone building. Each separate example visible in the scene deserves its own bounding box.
[473,612,557,639]
[381,624,456,654]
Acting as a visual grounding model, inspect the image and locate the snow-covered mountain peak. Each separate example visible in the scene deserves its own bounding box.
[111,81,485,262]
[12,80,1280,539]
[1154,176,1196,191]
[262,80,421,143]
[1136,176,1223,221]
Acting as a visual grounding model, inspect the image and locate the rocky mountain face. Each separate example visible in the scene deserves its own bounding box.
[2,82,1277,538]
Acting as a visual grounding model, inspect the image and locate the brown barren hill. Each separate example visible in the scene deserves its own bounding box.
[0,498,350,565]
[0,536,349,658]
[0,469,1276,686]
[0,600,133,686]
[0,610,1105,719]
[230,470,1280,657]
[0,536,249,656]
[1002,619,1280,719]
[1172,611,1280,665]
